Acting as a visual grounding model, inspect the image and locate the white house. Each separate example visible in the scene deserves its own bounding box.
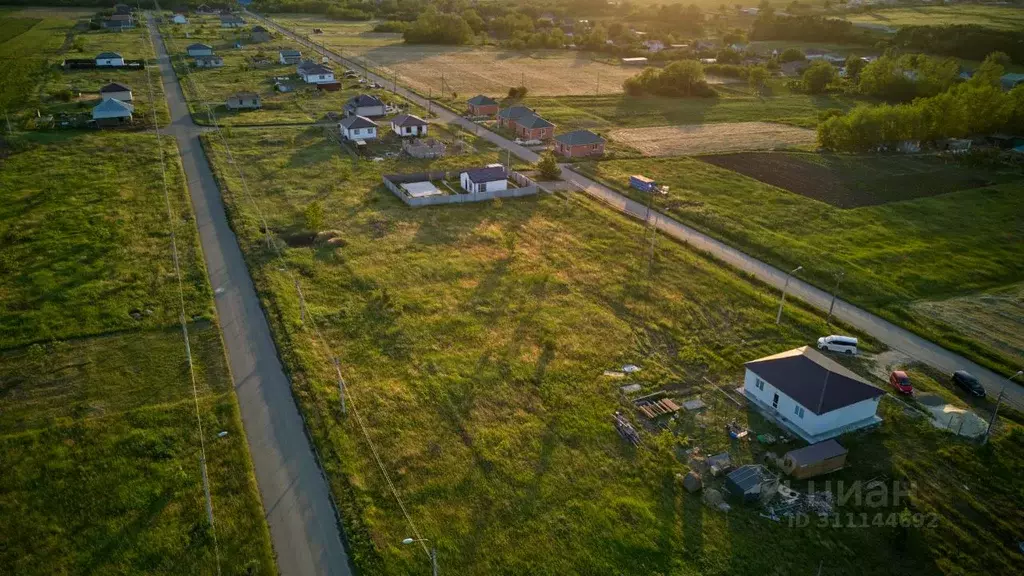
[95,52,125,67]
[339,115,377,141]
[171,14,188,24]
[297,61,335,84]
[92,98,133,126]
[460,166,508,194]
[742,346,884,442]
[99,82,132,102]
[279,49,302,64]
[186,43,213,57]
[390,113,428,137]
[344,94,385,117]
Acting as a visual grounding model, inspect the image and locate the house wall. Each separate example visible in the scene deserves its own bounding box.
[459,173,508,194]
[303,73,335,84]
[516,125,554,140]
[469,103,498,116]
[394,124,427,137]
[96,58,124,67]
[556,142,604,157]
[342,126,376,141]
[188,48,213,56]
[353,105,385,117]
[101,90,132,102]
[742,369,880,438]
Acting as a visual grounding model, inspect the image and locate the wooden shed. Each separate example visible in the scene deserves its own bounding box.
[782,439,848,480]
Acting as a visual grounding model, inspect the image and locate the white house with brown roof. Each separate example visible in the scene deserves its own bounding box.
[99,82,132,102]
[390,113,427,137]
[742,346,884,442]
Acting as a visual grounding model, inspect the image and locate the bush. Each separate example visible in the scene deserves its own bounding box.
[780,48,805,63]
[536,153,561,180]
[801,61,836,94]
[623,60,716,98]
[507,86,528,99]
[403,8,473,45]
[304,200,324,231]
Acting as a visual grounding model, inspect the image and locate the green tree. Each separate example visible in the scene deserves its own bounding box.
[801,60,836,94]
[748,65,770,93]
[780,48,805,63]
[844,55,866,80]
[304,200,325,231]
[537,153,562,180]
[462,9,485,34]
[968,52,1009,88]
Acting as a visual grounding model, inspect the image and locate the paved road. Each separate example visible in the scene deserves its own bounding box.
[148,16,352,575]
[250,12,1023,408]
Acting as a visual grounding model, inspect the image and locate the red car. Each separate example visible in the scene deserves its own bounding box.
[889,371,913,394]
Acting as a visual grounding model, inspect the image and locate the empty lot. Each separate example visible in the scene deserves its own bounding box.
[610,122,817,156]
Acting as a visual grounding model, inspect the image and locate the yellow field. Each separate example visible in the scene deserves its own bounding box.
[609,122,817,156]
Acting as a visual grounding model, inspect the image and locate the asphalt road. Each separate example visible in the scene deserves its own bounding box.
[148,16,352,575]
[251,11,1024,408]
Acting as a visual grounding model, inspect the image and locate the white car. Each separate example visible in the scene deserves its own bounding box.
[817,335,858,355]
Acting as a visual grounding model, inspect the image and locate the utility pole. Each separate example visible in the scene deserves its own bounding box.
[982,370,1022,445]
[333,357,347,415]
[775,265,803,325]
[596,72,599,96]
[826,269,844,325]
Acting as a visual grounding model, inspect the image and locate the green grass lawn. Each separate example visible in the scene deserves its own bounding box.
[1,11,169,128]
[201,125,1024,576]
[843,5,1024,31]
[0,131,211,349]
[0,131,275,574]
[573,154,1024,374]
[160,15,421,126]
[523,84,864,133]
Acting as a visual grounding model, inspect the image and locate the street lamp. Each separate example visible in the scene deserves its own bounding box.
[775,265,803,325]
[402,537,438,576]
[826,269,845,326]
[982,370,1023,445]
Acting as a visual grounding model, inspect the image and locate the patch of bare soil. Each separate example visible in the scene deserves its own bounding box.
[609,122,816,157]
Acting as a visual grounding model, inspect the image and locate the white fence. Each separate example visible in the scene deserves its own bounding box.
[382,169,539,207]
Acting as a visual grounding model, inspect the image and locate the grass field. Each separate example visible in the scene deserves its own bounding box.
[0,10,169,128]
[161,14,422,126]
[0,131,275,575]
[200,125,1024,576]
[522,87,864,132]
[271,14,674,97]
[609,122,816,156]
[573,154,1024,374]
[844,6,1024,31]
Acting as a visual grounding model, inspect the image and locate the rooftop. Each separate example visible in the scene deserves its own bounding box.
[497,105,533,120]
[516,113,554,129]
[784,439,848,467]
[347,94,384,107]
[100,82,131,93]
[391,113,427,127]
[463,166,508,184]
[745,346,884,415]
[467,94,498,106]
[93,98,134,114]
[554,129,604,145]
[340,115,377,130]
[96,52,122,59]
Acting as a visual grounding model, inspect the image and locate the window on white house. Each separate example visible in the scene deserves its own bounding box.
[755,378,765,391]
[794,405,805,418]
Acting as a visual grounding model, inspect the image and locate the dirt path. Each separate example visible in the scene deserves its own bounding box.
[148,14,353,576]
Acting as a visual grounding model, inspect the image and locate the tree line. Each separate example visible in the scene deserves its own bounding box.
[750,13,867,44]
[892,25,1024,65]
[818,54,1024,152]
[622,60,716,97]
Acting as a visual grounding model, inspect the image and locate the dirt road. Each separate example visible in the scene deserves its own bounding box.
[148,15,353,575]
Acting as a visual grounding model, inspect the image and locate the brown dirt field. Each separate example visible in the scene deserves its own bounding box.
[609,122,816,156]
[699,152,1011,208]
[345,45,644,96]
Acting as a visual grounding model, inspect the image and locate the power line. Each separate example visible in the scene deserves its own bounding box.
[142,10,221,574]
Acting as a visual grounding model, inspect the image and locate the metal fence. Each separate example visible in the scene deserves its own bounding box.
[383,169,539,207]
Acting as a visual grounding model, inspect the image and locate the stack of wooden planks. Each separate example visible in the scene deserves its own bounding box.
[636,398,681,419]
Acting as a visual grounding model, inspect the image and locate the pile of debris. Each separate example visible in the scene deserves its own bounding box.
[763,483,834,521]
[613,411,641,447]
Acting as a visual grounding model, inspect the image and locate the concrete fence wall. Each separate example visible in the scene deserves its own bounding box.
[383,169,539,207]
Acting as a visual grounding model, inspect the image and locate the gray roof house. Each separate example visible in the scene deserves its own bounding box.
[279,49,302,64]
[516,113,555,130]
[743,346,884,442]
[497,105,534,122]
[226,92,262,110]
[467,94,498,106]
[187,43,213,57]
[463,166,507,185]
[251,25,271,42]
[99,82,133,102]
[554,129,604,146]
[92,98,134,125]
[344,94,386,117]
[340,115,377,130]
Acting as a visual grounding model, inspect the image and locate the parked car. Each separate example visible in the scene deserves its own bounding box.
[952,370,986,397]
[889,371,913,394]
[816,335,858,355]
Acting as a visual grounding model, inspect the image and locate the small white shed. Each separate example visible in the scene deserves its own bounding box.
[99,82,133,102]
[460,166,508,194]
[339,115,377,141]
[95,52,125,67]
